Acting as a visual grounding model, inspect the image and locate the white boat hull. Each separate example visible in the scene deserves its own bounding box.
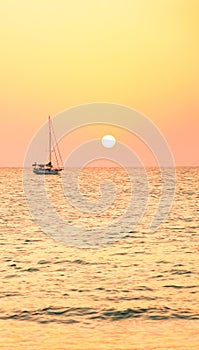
[33,168,61,175]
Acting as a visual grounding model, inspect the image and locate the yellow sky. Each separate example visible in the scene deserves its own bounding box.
[0,0,198,166]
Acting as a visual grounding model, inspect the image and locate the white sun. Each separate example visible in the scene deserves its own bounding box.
[101,134,116,148]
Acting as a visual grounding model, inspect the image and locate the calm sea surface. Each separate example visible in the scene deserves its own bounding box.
[0,167,198,349]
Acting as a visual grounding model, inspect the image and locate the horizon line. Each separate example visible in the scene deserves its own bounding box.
[0,165,198,169]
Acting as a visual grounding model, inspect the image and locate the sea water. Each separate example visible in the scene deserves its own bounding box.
[0,167,198,349]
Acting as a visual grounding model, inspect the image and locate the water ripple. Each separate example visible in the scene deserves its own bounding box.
[1,306,198,323]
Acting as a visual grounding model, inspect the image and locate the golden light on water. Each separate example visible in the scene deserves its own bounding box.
[1,167,199,349]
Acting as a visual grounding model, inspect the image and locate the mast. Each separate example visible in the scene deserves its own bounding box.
[49,116,51,164]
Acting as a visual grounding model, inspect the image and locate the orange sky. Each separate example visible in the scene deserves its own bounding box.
[0,0,198,166]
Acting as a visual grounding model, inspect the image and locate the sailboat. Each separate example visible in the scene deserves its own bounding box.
[32,116,63,175]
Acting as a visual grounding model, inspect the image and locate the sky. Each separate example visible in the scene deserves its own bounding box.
[0,0,198,166]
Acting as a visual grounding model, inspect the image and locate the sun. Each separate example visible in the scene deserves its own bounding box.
[101,135,116,148]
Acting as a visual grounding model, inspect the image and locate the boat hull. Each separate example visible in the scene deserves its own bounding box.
[33,168,62,175]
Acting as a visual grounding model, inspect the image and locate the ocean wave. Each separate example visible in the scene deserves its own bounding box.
[1,306,198,323]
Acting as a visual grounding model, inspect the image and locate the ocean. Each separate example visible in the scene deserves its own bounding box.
[0,167,198,349]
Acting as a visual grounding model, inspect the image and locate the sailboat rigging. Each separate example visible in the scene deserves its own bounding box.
[32,116,63,175]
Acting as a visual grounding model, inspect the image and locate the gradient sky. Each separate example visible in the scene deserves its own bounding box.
[0,0,198,166]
